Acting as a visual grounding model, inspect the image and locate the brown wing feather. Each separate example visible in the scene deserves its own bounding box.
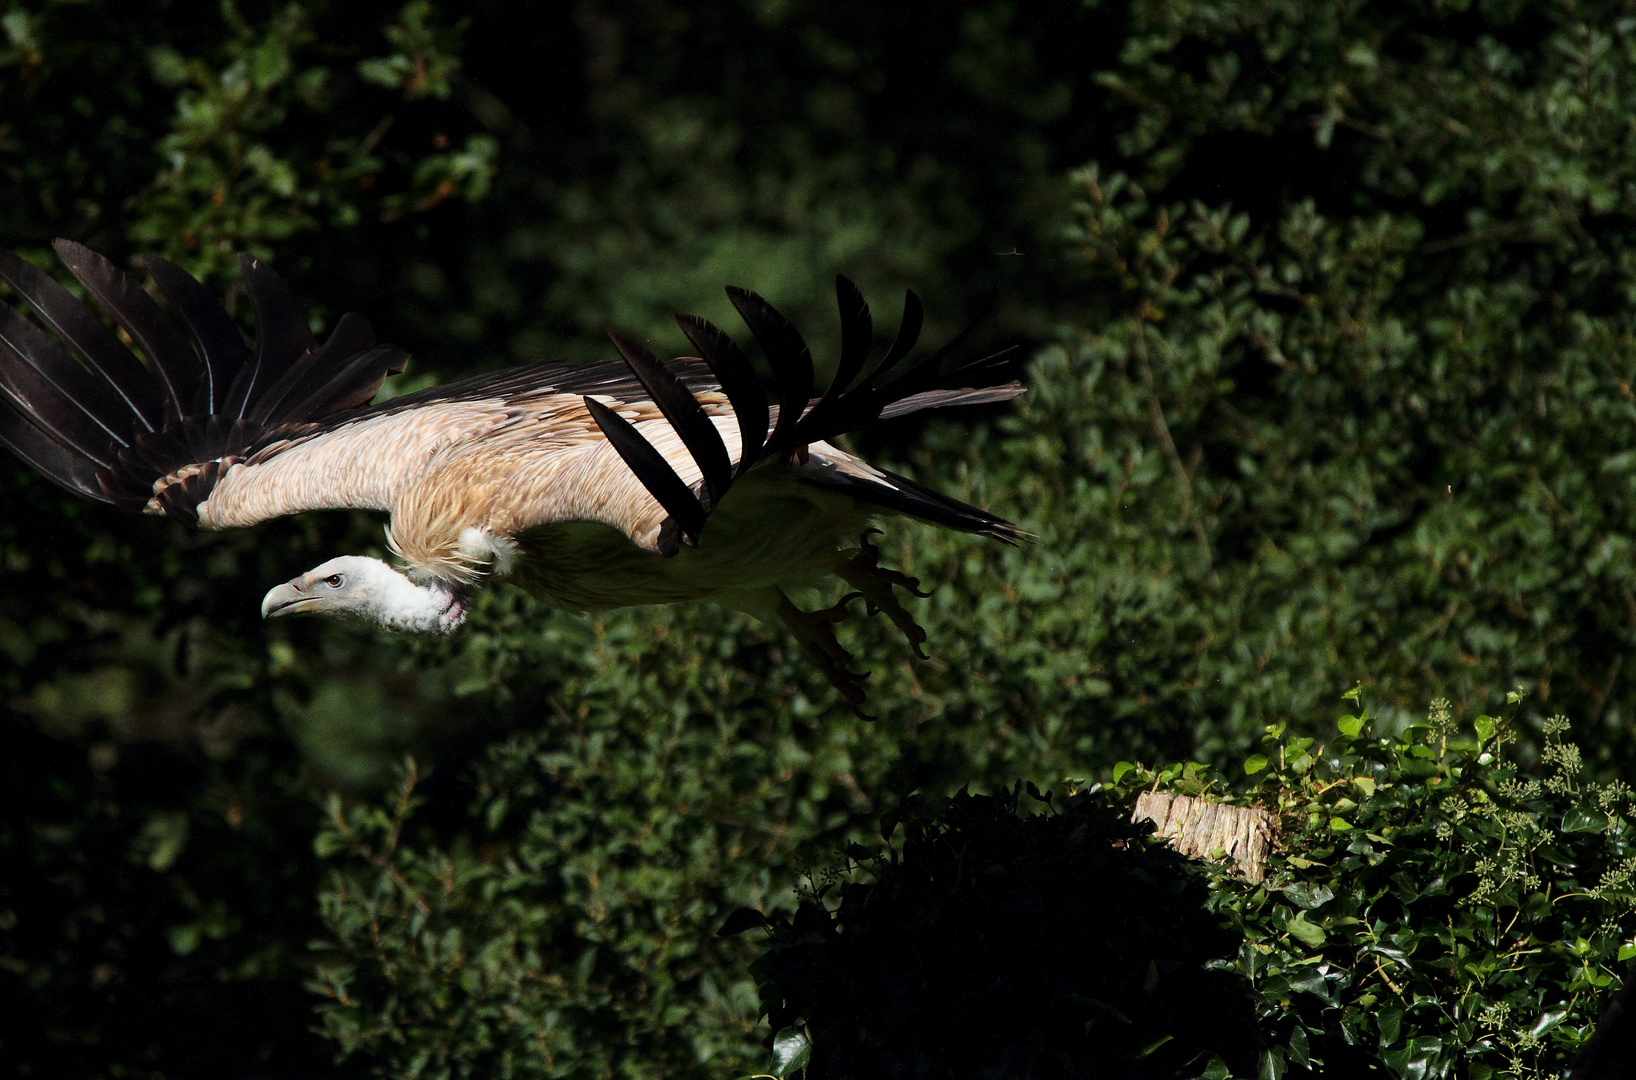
[383,392,744,577]
[196,362,731,531]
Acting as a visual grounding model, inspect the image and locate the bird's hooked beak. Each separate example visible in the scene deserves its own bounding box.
[261,577,320,619]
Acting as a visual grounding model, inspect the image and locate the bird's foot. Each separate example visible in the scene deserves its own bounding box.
[833,530,932,660]
[775,591,872,718]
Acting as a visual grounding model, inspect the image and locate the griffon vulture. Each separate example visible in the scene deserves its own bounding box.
[0,241,1024,706]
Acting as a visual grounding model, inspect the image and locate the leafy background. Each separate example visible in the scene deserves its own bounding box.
[3,0,1636,1076]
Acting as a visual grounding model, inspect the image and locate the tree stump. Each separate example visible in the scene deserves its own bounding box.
[1131,792,1272,884]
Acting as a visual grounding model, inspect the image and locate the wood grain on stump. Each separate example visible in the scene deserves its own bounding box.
[1131,792,1272,884]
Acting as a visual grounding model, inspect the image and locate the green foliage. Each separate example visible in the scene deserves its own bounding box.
[1049,0,1636,758]
[1021,138,1636,758]
[1105,695,1636,1079]
[740,694,1636,1079]
[9,0,1636,1076]
[734,785,1259,1079]
[0,710,339,1076]
[306,672,848,1079]
[130,0,494,276]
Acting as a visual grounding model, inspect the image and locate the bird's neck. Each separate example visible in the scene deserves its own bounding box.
[372,569,468,633]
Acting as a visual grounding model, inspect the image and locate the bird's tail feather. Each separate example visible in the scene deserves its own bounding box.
[800,464,1030,545]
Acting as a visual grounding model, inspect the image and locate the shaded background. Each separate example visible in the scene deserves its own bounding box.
[3,0,1636,1075]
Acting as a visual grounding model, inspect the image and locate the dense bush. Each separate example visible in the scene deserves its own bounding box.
[1123,693,1636,1080]
[740,693,1636,1079]
[731,785,1259,1079]
[7,0,1636,1076]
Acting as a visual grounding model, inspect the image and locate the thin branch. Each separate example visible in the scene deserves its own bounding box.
[1590,653,1623,726]
[1131,318,1217,583]
[1420,219,1537,255]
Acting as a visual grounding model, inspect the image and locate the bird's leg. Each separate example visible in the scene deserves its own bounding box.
[774,590,871,716]
[832,530,932,660]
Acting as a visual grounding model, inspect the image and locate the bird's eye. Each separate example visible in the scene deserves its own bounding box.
[325,574,344,588]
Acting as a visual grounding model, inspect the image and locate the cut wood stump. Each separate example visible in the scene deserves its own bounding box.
[1132,792,1273,884]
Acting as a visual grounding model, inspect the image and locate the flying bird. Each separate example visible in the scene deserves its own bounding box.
[0,241,1024,707]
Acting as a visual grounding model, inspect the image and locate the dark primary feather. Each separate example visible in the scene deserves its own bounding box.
[585,396,709,545]
[877,290,924,379]
[801,465,1027,545]
[0,248,161,432]
[248,311,368,423]
[0,396,112,501]
[140,254,253,414]
[600,277,1023,548]
[677,313,767,471]
[606,329,734,507]
[788,287,928,441]
[790,276,874,441]
[53,240,201,424]
[0,302,130,452]
[826,277,874,402]
[0,330,121,466]
[727,285,813,456]
[280,344,410,423]
[820,289,995,439]
[221,253,314,420]
[0,243,407,516]
[876,288,995,400]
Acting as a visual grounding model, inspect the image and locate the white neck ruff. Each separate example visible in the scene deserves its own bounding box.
[368,565,467,632]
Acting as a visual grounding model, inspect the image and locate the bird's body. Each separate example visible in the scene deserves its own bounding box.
[0,240,1023,707]
[508,468,873,612]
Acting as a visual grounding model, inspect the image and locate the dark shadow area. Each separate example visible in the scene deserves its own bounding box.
[738,786,1264,1079]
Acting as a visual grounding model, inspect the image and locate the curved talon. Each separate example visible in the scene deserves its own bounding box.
[833,531,932,660]
[775,590,874,719]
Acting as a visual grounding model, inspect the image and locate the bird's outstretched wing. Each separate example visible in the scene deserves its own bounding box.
[1,243,1021,561]
[584,276,1027,553]
[0,242,719,530]
[0,240,410,518]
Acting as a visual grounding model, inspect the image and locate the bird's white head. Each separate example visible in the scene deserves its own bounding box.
[260,555,467,633]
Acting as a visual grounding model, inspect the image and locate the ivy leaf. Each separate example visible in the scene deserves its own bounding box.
[1562,807,1609,834]
[1282,883,1334,909]
[1382,1035,1443,1080]
[1137,1033,1173,1058]
[1286,914,1326,948]
[771,1027,811,1078]
[880,805,906,842]
[1286,1024,1310,1066]
[1529,1008,1569,1036]
[1377,1007,1402,1047]
[716,908,768,937]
